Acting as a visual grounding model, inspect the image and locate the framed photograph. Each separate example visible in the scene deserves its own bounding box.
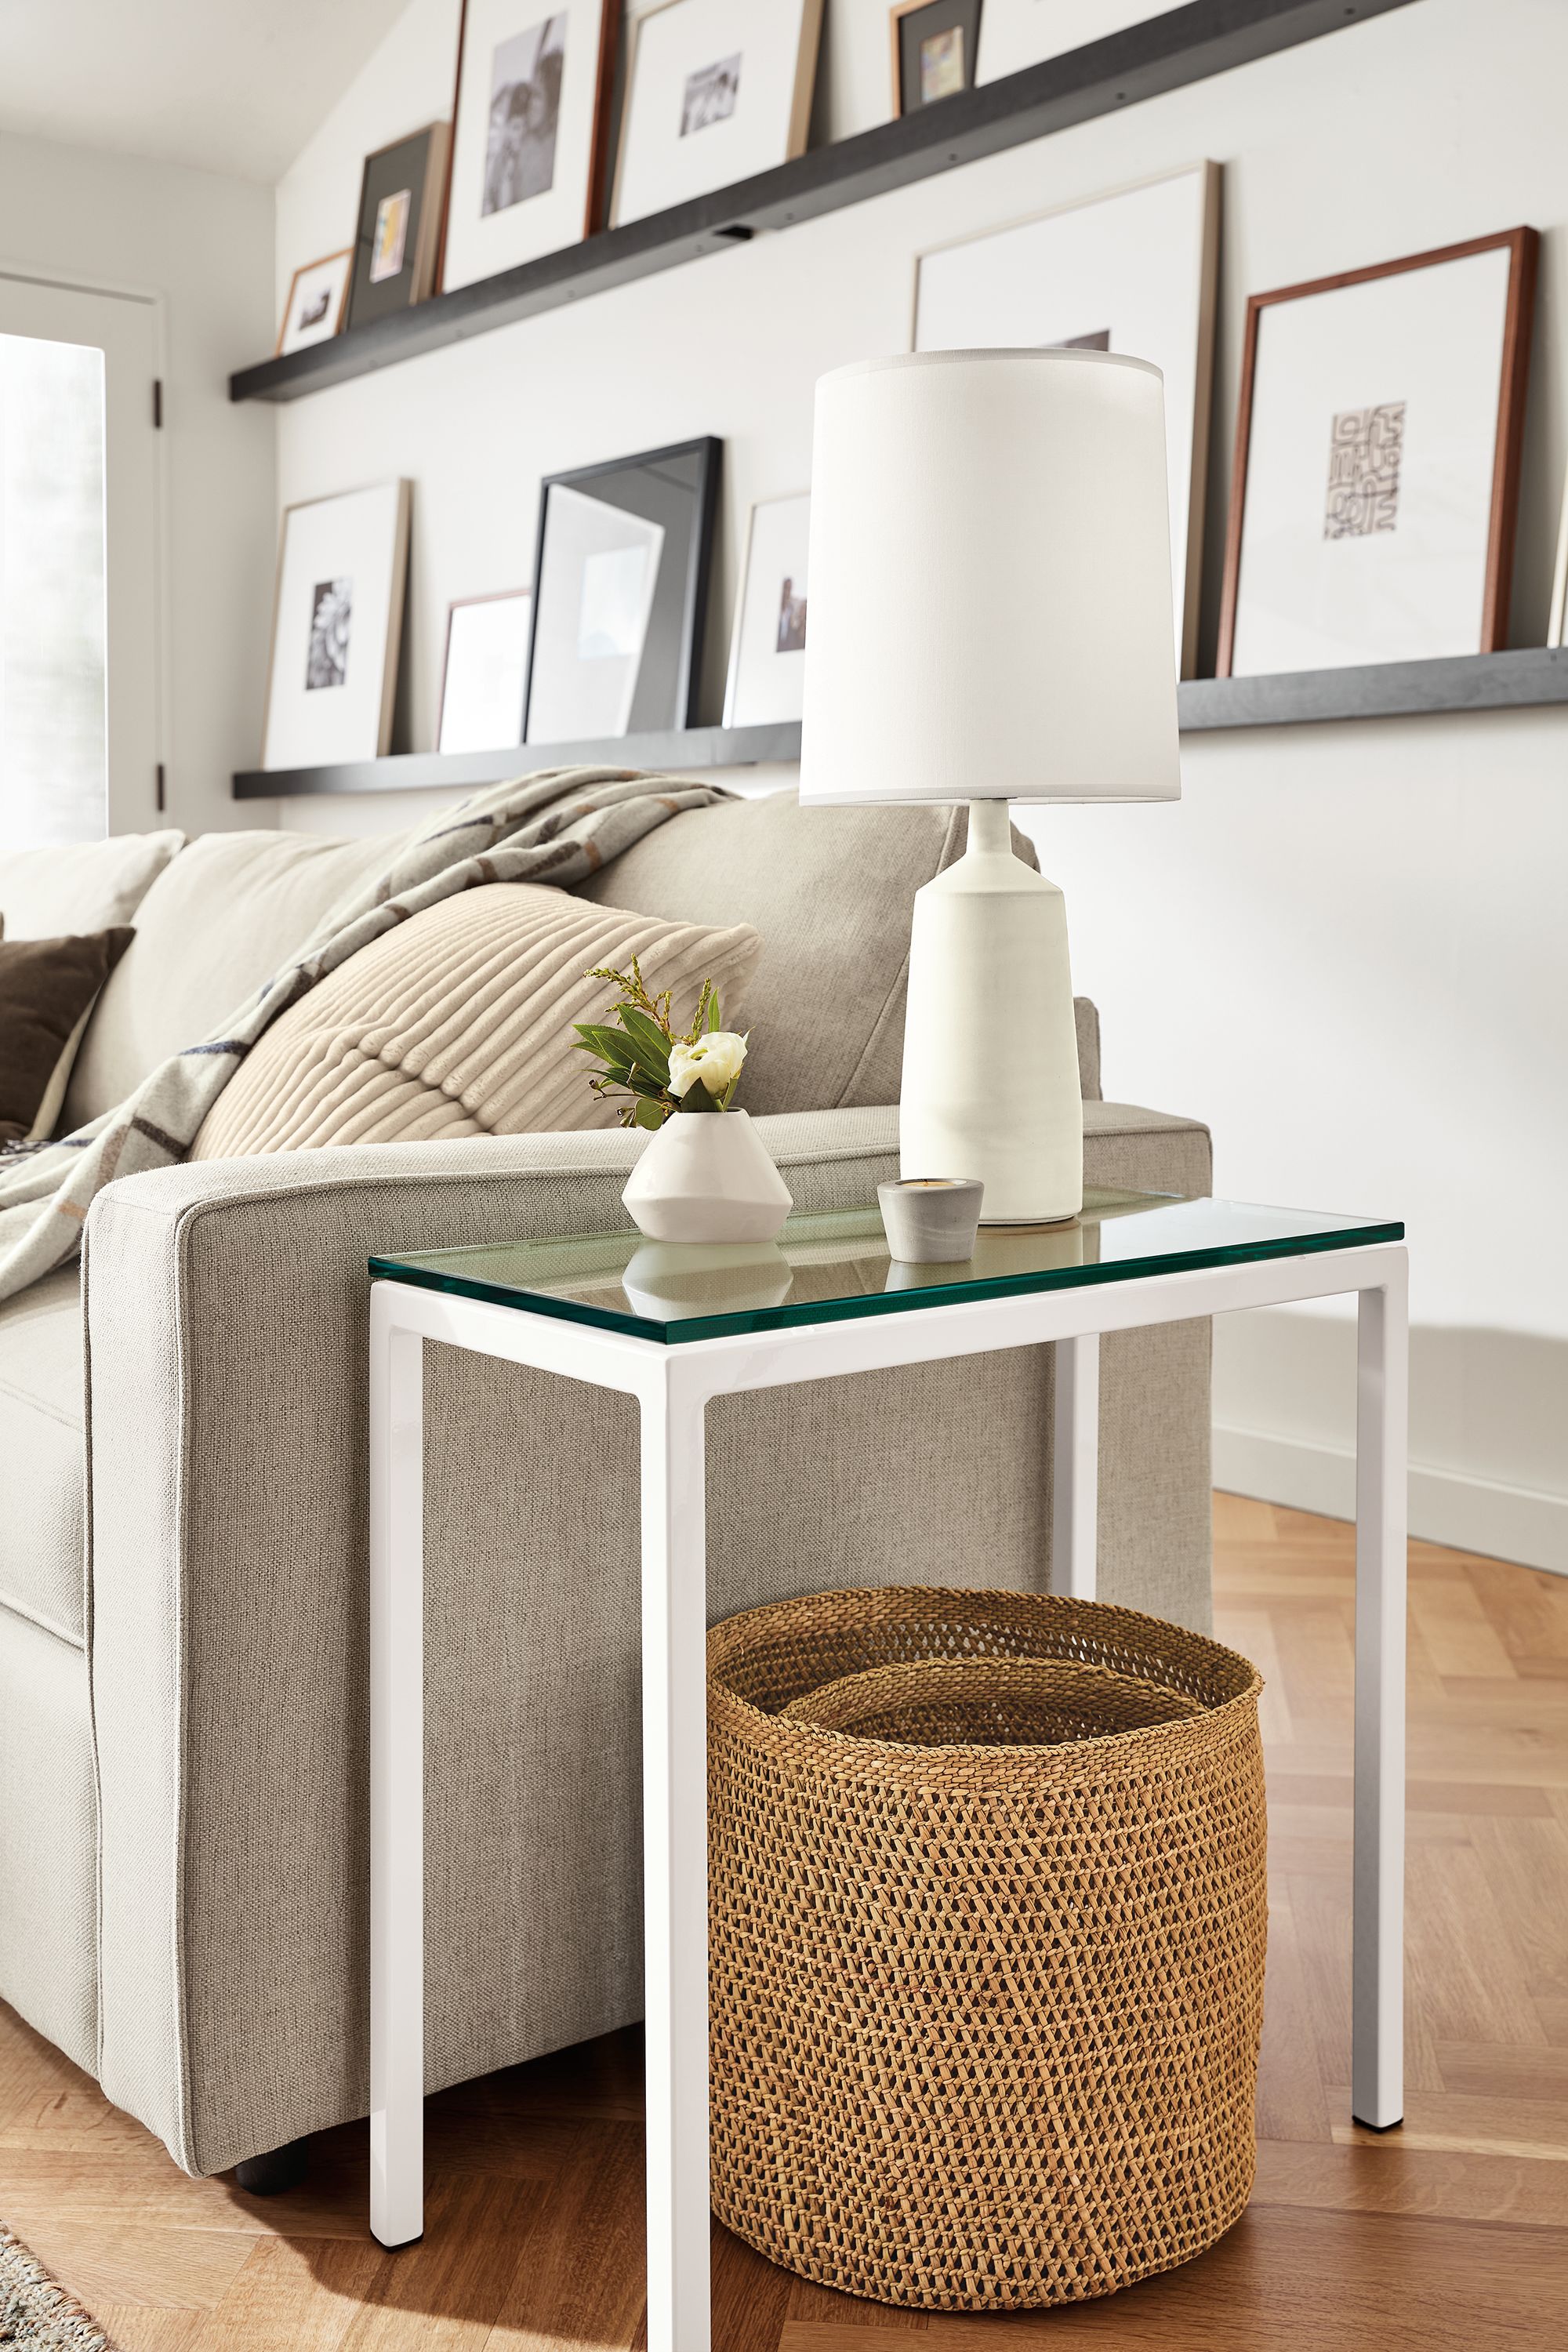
[261,481,412,771]
[976,1,1186,85]
[345,125,451,332]
[724,492,810,728]
[1218,227,1538,677]
[437,590,534,753]
[439,1,619,293]
[523,437,720,745]
[913,162,1219,677]
[891,1,982,114]
[611,0,823,230]
[275,249,352,357]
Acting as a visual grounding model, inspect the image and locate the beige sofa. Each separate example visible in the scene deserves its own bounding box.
[0,789,1213,2181]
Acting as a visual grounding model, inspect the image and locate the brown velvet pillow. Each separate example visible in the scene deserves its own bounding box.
[0,927,133,1146]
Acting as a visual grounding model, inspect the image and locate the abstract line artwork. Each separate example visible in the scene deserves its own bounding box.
[1324,401,1406,539]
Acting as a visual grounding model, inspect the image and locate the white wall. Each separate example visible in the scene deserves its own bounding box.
[267,0,1568,1570]
[0,129,276,836]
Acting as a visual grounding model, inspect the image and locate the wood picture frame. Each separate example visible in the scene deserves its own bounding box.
[522,436,721,745]
[610,0,822,230]
[260,481,412,771]
[890,0,983,114]
[437,0,619,295]
[912,161,1218,678]
[274,249,353,357]
[1218,227,1538,677]
[723,489,811,728]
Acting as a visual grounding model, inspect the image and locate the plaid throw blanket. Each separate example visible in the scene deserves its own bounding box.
[0,767,728,1304]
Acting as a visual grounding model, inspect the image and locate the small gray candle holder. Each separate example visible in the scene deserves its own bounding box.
[877,1177,984,1265]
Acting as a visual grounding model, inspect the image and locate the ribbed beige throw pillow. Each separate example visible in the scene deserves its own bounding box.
[189,883,760,1160]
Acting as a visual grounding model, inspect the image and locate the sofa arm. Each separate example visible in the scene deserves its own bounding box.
[82,1097,1209,2176]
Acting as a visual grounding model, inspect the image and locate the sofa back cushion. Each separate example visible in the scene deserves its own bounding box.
[189,884,760,1160]
[0,829,183,941]
[574,790,967,1115]
[64,829,405,1131]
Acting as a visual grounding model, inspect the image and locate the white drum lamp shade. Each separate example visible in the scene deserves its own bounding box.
[800,349,1180,1219]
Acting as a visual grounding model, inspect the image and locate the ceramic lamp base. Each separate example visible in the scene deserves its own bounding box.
[899,800,1083,1225]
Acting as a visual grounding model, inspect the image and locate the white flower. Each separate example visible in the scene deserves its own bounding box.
[669,1030,746,1102]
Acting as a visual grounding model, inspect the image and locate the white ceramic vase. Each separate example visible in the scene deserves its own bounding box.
[622,1109,793,1243]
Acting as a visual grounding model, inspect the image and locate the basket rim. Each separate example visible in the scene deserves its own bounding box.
[708,1587,1263,1769]
[780,1656,1213,1750]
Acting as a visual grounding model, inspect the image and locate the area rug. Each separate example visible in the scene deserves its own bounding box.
[0,2227,116,2350]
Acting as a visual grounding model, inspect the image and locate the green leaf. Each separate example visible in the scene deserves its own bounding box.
[708,990,720,1032]
[677,1077,722,1114]
[616,1007,672,1079]
[634,1096,667,1131]
[572,1024,636,1066]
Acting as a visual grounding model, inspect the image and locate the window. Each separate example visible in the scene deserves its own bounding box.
[0,331,108,848]
[0,271,161,850]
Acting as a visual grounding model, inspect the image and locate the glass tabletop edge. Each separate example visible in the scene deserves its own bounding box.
[369,1218,1406,1347]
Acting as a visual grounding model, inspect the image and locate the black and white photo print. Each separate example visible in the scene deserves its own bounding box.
[681,53,740,136]
[485,13,566,212]
[306,579,352,691]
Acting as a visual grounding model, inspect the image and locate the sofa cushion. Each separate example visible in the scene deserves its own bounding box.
[575,789,967,1115]
[189,884,761,1160]
[0,830,184,939]
[0,1266,85,1646]
[64,829,408,1132]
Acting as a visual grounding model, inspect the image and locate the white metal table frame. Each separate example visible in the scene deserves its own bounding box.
[368,1236,1408,2350]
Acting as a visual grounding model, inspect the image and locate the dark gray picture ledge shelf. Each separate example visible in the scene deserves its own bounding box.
[230,0,1414,406]
[233,650,1568,798]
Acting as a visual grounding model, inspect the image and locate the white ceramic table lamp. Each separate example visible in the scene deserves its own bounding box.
[799,348,1180,1222]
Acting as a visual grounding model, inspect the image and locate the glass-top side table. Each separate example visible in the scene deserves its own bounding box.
[368,1189,1409,2350]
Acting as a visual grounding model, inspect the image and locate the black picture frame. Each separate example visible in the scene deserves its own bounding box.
[345,122,452,332]
[891,0,983,115]
[522,436,721,746]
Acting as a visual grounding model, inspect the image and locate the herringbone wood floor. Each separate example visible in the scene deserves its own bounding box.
[2,1494,1566,2350]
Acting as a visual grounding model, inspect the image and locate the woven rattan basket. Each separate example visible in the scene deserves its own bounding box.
[707,1587,1267,2312]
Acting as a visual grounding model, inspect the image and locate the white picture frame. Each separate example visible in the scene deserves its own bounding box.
[437,590,533,753]
[976,1,1188,85]
[275,249,352,356]
[261,481,412,771]
[724,491,810,728]
[440,0,618,294]
[913,162,1219,677]
[611,0,824,230]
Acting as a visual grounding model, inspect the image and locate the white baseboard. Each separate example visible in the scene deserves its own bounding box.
[1213,1425,1568,1577]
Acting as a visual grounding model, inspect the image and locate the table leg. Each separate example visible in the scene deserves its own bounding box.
[369,1290,426,2248]
[1352,1260,1408,2130]
[1051,1334,1100,1599]
[641,1372,712,2352]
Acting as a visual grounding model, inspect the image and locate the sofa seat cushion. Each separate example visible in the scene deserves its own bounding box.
[0,1266,85,1646]
[64,829,409,1132]
[0,829,183,941]
[189,884,761,1160]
